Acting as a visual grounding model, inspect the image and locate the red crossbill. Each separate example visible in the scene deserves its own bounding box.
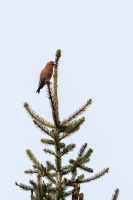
[36,61,55,93]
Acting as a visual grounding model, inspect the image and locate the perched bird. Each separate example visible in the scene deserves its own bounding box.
[36,61,55,93]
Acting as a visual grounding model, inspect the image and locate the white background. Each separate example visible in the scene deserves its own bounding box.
[0,0,133,199]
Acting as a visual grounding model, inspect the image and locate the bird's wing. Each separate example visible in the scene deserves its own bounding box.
[38,78,46,89]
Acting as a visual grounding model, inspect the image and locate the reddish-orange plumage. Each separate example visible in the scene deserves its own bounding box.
[36,61,55,93]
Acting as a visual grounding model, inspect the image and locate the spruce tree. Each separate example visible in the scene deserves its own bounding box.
[16,49,119,200]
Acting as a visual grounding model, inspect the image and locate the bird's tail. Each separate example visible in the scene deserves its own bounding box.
[36,87,40,94]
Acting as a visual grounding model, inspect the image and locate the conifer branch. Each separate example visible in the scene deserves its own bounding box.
[111,189,119,200]
[62,165,72,175]
[53,49,61,127]
[69,159,81,173]
[46,82,59,127]
[43,148,55,156]
[24,102,54,128]
[66,117,85,133]
[54,132,63,199]
[15,182,34,191]
[24,169,39,174]
[45,187,56,199]
[69,148,93,173]
[81,148,93,163]
[59,142,66,149]
[78,143,88,158]
[71,170,78,182]
[54,132,62,173]
[59,117,85,140]
[45,172,56,183]
[75,168,109,183]
[66,168,109,186]
[46,184,56,194]
[78,164,93,173]
[46,161,56,171]
[29,180,37,189]
[61,144,76,156]
[41,138,54,145]
[26,149,42,170]
[33,120,53,138]
[62,99,92,125]
[37,174,43,200]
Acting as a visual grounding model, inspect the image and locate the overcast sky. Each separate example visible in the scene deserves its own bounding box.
[0,0,133,199]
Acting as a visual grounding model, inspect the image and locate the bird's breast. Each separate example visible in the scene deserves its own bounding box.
[40,67,53,80]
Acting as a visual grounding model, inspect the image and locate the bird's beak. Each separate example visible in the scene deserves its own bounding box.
[54,62,57,66]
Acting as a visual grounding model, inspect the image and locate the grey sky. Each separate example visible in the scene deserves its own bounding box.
[0,0,133,199]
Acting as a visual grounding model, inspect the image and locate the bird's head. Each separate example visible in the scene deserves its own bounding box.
[47,61,56,68]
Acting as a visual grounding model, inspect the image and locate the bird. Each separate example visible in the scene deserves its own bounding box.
[36,61,55,93]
